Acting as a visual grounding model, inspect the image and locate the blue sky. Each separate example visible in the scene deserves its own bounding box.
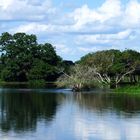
[1,0,140,61]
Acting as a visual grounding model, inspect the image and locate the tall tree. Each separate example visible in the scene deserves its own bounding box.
[0,32,62,82]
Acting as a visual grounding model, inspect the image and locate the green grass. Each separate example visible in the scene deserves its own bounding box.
[0,79,7,85]
[114,85,140,95]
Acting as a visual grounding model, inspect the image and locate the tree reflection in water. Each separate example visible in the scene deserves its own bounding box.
[0,92,58,132]
[0,89,140,136]
[74,92,140,117]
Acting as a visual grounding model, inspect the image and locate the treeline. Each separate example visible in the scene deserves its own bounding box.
[0,32,72,84]
[58,49,140,90]
[1,32,140,90]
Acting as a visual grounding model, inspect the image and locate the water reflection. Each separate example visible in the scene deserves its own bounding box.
[57,93,140,140]
[74,93,140,116]
[0,89,140,140]
[0,91,58,132]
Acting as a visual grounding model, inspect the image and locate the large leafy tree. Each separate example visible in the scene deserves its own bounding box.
[0,32,62,82]
[78,49,140,88]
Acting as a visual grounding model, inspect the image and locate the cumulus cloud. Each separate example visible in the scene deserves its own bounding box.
[2,0,140,60]
[71,0,122,29]
[0,0,55,21]
[68,0,140,55]
[123,0,140,27]
[12,23,52,33]
[76,29,134,45]
[12,0,140,35]
[71,0,140,29]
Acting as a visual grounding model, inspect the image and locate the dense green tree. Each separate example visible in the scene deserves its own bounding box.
[28,59,58,81]
[78,49,140,88]
[0,32,62,82]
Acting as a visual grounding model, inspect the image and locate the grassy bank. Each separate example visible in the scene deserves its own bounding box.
[0,79,7,85]
[114,85,140,95]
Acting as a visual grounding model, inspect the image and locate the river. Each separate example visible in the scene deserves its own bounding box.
[0,87,140,140]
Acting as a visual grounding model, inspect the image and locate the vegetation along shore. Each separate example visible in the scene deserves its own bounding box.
[1,32,140,92]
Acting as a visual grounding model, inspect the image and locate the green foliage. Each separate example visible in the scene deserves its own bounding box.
[61,60,74,74]
[28,60,48,80]
[78,49,122,73]
[1,68,13,81]
[78,49,140,73]
[0,32,62,82]
[28,59,57,81]
[0,78,5,85]
[28,79,46,88]
[78,49,140,87]
[114,85,140,94]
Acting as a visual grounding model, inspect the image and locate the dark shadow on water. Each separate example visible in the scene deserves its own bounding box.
[73,92,140,117]
[0,91,58,133]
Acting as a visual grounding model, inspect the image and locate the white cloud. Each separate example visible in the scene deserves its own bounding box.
[70,0,140,29]
[78,47,99,53]
[55,44,71,54]
[12,23,51,33]
[76,29,133,45]
[99,0,122,18]
[10,22,83,35]
[71,0,121,29]
[123,0,140,27]
[0,0,13,10]
[0,0,55,21]
[11,0,139,36]
[2,0,140,60]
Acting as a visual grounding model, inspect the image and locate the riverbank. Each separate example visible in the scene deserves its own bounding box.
[1,80,140,95]
[0,81,57,88]
[114,85,140,95]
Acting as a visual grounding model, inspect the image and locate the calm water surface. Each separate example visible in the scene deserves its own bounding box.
[0,87,140,140]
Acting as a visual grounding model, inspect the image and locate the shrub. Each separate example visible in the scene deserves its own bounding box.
[28,79,46,88]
